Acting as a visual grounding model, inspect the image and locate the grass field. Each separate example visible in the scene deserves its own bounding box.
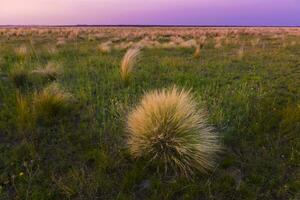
[0,27,299,199]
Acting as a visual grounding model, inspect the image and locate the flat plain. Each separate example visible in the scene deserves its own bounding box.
[0,27,299,199]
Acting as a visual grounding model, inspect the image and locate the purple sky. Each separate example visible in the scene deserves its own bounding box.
[0,0,299,26]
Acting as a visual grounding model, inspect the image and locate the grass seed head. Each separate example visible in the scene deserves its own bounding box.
[120,47,141,85]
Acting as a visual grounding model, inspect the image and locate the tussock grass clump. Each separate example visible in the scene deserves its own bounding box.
[9,65,30,88]
[120,47,141,84]
[31,62,63,81]
[34,83,74,121]
[98,41,112,53]
[127,87,220,177]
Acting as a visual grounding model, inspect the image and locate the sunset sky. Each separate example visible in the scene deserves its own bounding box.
[0,0,299,26]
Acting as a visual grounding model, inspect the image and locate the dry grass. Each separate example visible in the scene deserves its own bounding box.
[237,46,245,60]
[98,41,112,53]
[15,45,28,57]
[120,47,141,84]
[127,86,221,177]
[193,45,201,59]
[34,83,74,120]
[56,38,66,47]
[179,39,197,48]
[31,62,63,81]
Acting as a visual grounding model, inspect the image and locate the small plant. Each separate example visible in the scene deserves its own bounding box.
[31,62,63,81]
[126,86,220,177]
[33,83,74,121]
[120,47,141,85]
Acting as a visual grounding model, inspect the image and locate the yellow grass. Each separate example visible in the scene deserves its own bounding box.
[120,47,141,84]
[127,86,221,177]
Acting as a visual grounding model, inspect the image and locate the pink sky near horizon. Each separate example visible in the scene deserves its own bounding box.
[0,0,299,26]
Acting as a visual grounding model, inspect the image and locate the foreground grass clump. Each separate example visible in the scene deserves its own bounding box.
[34,83,74,121]
[120,47,141,85]
[127,87,220,177]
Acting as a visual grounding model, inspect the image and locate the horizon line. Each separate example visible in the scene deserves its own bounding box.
[0,24,300,28]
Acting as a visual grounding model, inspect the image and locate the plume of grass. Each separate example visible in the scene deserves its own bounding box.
[120,47,141,85]
[193,45,201,59]
[33,83,74,122]
[126,86,220,178]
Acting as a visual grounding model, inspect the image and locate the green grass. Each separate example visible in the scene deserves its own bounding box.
[0,29,299,199]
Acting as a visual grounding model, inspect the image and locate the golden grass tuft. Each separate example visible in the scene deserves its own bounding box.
[34,83,74,120]
[120,47,141,84]
[126,87,220,177]
[98,41,112,53]
[193,45,201,59]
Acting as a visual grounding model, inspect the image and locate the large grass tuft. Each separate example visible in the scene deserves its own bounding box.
[126,86,221,177]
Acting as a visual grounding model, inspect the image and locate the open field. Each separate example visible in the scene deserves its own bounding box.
[0,27,299,199]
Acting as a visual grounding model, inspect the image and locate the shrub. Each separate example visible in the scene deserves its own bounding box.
[126,86,221,177]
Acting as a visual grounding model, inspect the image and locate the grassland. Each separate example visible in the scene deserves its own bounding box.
[0,27,299,199]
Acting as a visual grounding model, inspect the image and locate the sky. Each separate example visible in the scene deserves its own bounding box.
[0,0,299,26]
